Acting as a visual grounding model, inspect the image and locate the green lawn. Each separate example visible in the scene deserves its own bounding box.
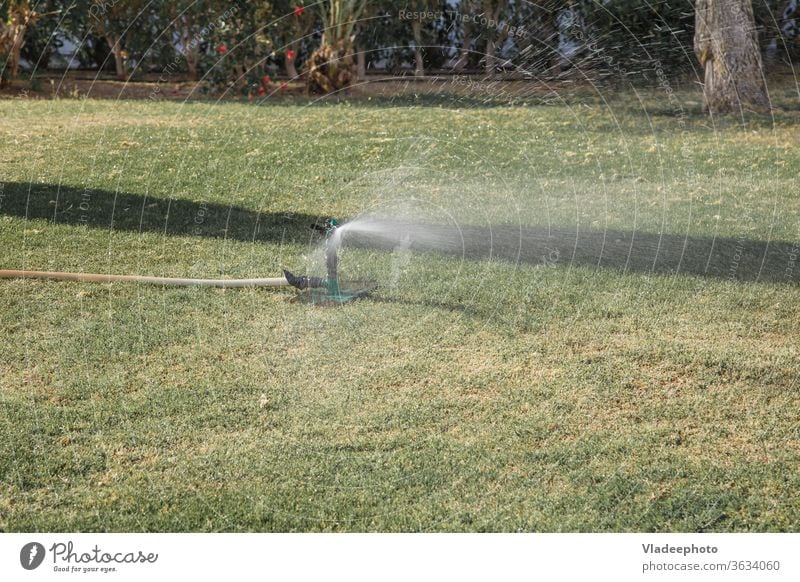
[1,84,799,531]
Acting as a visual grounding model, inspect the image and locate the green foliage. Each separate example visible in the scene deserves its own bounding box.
[17,0,62,74]
[572,0,796,79]
[573,0,696,77]
[754,0,800,62]
[196,1,279,95]
[255,1,320,78]
[365,1,449,72]
[1,0,797,85]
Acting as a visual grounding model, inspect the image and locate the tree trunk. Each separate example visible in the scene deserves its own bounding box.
[540,10,560,74]
[181,26,199,81]
[694,0,769,114]
[454,28,471,71]
[106,34,128,81]
[484,38,496,77]
[454,0,476,71]
[483,0,508,78]
[412,19,424,77]
[285,43,299,79]
[0,3,33,86]
[186,54,199,81]
[8,21,27,81]
[356,45,366,81]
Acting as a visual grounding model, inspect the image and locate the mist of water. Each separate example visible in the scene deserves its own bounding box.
[328,211,795,285]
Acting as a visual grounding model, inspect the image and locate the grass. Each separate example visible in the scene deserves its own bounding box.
[1,82,799,531]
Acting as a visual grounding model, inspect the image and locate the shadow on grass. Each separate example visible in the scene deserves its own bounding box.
[1,181,323,246]
[3,182,797,284]
[340,222,799,286]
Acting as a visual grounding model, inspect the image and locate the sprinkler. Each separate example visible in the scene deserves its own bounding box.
[283,218,376,305]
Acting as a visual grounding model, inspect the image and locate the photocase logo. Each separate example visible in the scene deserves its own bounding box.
[20,542,46,570]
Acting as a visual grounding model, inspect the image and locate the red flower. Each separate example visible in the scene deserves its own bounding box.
[262,75,271,85]
[294,6,304,17]
[280,82,288,90]
[286,49,296,61]
[217,44,227,55]
[257,86,267,95]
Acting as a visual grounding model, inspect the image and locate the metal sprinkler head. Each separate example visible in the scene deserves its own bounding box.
[283,218,376,306]
[310,217,339,235]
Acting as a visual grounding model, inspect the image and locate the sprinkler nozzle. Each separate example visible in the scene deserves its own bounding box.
[310,218,339,235]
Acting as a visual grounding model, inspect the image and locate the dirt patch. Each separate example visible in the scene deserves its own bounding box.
[1,73,581,103]
[0,75,304,101]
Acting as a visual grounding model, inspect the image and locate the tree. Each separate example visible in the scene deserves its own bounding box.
[306,0,367,93]
[694,0,769,113]
[408,0,433,76]
[199,2,267,95]
[0,1,37,86]
[89,0,132,79]
[574,0,694,79]
[255,1,317,80]
[66,0,159,81]
[370,1,443,77]
[452,0,517,75]
[19,0,63,75]
[453,0,479,72]
[512,0,560,75]
[482,0,508,76]
[755,0,800,63]
[162,0,220,81]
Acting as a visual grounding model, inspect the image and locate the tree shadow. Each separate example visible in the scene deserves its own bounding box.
[2,182,797,284]
[0,181,322,246]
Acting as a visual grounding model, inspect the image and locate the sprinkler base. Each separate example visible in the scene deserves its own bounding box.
[284,270,375,305]
[293,286,373,306]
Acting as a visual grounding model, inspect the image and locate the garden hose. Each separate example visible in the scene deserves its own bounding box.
[0,269,288,288]
[0,220,375,302]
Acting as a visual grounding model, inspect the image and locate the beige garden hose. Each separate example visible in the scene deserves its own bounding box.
[0,269,288,288]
